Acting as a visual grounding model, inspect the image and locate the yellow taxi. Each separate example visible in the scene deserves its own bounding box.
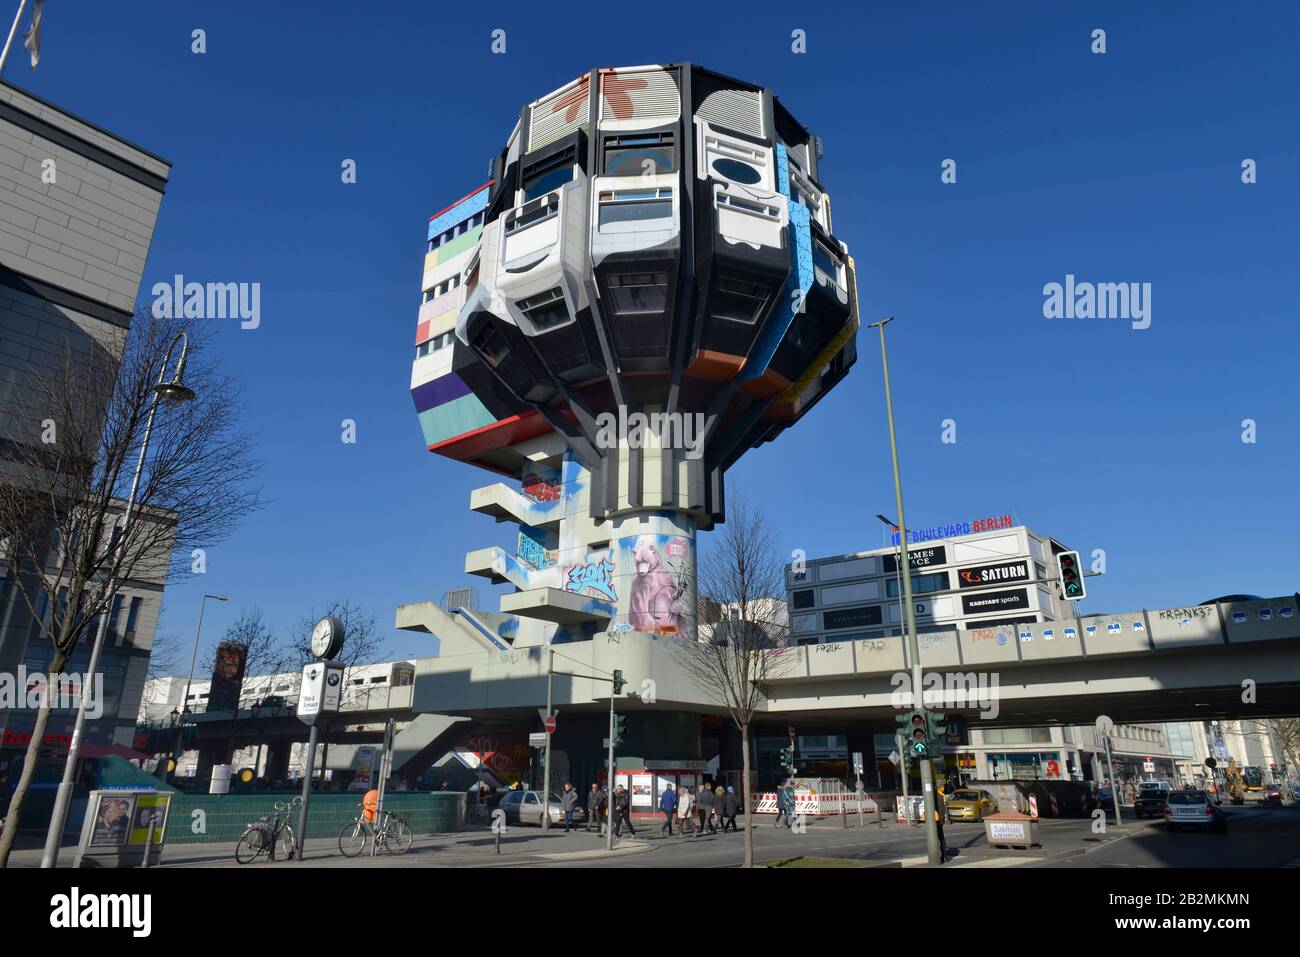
[944,787,997,822]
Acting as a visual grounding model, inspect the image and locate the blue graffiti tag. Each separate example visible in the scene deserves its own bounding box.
[565,557,617,602]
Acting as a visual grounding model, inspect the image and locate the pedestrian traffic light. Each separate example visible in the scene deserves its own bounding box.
[1057,550,1086,601]
[908,711,928,757]
[611,714,627,747]
[612,669,625,695]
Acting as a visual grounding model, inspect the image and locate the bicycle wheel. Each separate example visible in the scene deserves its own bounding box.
[275,824,297,861]
[235,826,269,864]
[337,820,368,858]
[385,818,413,855]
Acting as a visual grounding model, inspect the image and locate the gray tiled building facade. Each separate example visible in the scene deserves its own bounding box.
[0,80,171,760]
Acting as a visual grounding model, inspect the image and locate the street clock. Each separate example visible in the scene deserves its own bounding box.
[310,615,345,660]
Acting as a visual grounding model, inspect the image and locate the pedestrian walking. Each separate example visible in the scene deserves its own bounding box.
[713,784,726,831]
[561,782,579,832]
[677,784,695,835]
[697,783,716,833]
[659,783,677,836]
[614,785,635,837]
[586,782,604,832]
[775,780,796,828]
[722,786,740,831]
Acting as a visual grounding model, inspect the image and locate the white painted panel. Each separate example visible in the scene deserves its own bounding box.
[953,534,1020,564]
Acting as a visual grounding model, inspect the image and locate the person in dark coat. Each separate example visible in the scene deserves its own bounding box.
[586,782,606,833]
[659,783,677,836]
[561,782,579,832]
[721,786,740,831]
[613,785,635,837]
[697,783,716,834]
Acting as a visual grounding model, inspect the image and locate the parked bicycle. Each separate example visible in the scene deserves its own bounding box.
[464,801,493,825]
[235,796,302,864]
[337,803,413,857]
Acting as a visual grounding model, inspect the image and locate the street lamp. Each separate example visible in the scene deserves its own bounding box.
[876,513,906,641]
[867,316,943,866]
[169,593,229,784]
[40,333,194,868]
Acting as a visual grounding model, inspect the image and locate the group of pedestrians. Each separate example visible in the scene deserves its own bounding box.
[658,782,740,837]
[582,781,635,837]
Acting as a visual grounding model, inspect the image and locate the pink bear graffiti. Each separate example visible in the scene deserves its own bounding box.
[628,536,684,633]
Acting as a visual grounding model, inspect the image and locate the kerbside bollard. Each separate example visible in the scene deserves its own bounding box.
[141,814,159,868]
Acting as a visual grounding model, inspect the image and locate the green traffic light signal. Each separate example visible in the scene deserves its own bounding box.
[1057,550,1086,601]
[909,711,928,756]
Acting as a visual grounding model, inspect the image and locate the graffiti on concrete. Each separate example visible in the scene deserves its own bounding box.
[565,556,617,602]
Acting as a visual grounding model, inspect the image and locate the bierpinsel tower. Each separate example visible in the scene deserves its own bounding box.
[409,64,858,650]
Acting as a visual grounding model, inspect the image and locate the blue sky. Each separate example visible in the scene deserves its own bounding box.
[17,2,1298,661]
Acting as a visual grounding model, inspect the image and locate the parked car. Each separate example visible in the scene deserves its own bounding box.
[1263,783,1283,806]
[945,788,997,823]
[1163,790,1228,832]
[497,789,586,827]
[1134,782,1171,818]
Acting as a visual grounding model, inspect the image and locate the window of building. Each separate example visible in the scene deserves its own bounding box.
[791,589,815,610]
[597,187,674,227]
[886,570,948,597]
[711,277,768,325]
[522,159,575,203]
[517,287,570,331]
[606,272,668,316]
[603,131,677,176]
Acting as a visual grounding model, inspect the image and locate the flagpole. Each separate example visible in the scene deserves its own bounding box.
[0,0,29,76]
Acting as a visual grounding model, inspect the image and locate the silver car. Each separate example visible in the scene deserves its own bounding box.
[498,789,586,827]
[1163,790,1228,833]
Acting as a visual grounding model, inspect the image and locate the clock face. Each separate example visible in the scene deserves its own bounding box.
[311,619,333,658]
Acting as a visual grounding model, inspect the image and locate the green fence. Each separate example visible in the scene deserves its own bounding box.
[162,791,465,845]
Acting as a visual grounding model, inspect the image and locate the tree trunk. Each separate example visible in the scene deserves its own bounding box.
[0,650,69,868]
[742,721,753,868]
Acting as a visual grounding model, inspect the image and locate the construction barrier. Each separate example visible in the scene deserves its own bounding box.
[751,788,887,816]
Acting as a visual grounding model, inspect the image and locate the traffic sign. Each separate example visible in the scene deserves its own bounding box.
[529,732,547,748]
[888,750,900,766]
[1094,714,1114,737]
[544,715,556,734]
[852,751,864,775]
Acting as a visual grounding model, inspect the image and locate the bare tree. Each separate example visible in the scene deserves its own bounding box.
[667,489,792,867]
[0,307,262,866]
[196,607,289,772]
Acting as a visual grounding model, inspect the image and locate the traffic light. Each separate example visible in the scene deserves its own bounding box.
[925,712,947,753]
[611,714,627,747]
[1057,550,1086,601]
[908,710,928,758]
[778,744,798,778]
[612,669,625,695]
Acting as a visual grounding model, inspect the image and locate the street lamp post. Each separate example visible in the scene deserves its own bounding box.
[169,593,229,783]
[40,333,195,868]
[868,316,943,866]
[876,514,907,643]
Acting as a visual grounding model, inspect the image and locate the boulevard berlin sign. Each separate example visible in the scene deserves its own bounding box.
[889,514,1014,546]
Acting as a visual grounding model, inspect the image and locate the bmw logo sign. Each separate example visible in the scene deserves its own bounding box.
[327,672,341,687]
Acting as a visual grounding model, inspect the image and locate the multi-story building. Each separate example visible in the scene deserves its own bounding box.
[0,80,171,775]
[787,521,1180,788]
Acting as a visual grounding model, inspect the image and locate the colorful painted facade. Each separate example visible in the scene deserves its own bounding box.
[407,64,856,650]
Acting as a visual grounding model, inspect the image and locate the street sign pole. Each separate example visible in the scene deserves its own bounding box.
[605,691,616,851]
[1103,734,1123,827]
[542,649,553,830]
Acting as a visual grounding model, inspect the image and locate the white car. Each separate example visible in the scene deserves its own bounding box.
[498,789,586,827]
